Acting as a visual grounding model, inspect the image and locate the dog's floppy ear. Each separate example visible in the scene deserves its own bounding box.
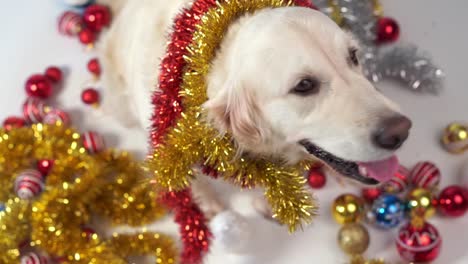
[204,81,268,145]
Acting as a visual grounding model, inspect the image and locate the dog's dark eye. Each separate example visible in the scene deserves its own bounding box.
[349,48,359,66]
[291,78,320,96]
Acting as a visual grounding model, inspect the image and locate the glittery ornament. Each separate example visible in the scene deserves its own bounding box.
[332,194,365,224]
[411,161,441,189]
[349,255,385,264]
[82,131,105,154]
[43,109,71,126]
[307,167,327,189]
[338,223,370,255]
[438,185,468,217]
[25,75,53,99]
[382,165,409,193]
[14,169,45,200]
[37,159,54,176]
[78,28,95,45]
[87,58,101,77]
[20,252,49,264]
[441,122,468,154]
[378,45,445,94]
[83,4,111,32]
[44,66,63,83]
[58,11,83,36]
[22,98,49,124]
[149,0,317,232]
[376,17,400,43]
[396,221,441,263]
[81,88,100,105]
[407,188,437,219]
[368,194,405,229]
[3,116,26,131]
[361,187,382,204]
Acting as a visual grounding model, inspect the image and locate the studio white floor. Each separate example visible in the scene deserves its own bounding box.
[1,1,467,263]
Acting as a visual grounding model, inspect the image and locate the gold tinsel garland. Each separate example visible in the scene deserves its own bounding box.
[0,124,177,263]
[148,0,318,233]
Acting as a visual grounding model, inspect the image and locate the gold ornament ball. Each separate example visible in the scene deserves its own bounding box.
[338,223,370,255]
[332,194,365,224]
[442,122,468,154]
[407,188,437,219]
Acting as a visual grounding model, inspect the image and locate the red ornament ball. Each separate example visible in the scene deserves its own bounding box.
[411,161,441,189]
[361,187,382,203]
[3,116,26,131]
[23,98,49,124]
[78,28,96,45]
[37,159,54,176]
[82,131,105,154]
[15,169,45,200]
[382,165,410,193]
[81,88,100,105]
[44,66,62,83]
[58,11,83,36]
[43,109,71,126]
[25,74,53,99]
[376,17,400,44]
[20,252,50,264]
[396,221,441,263]
[87,58,101,77]
[307,168,326,189]
[438,185,468,217]
[83,4,111,32]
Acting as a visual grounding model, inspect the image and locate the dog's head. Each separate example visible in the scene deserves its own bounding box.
[205,7,411,185]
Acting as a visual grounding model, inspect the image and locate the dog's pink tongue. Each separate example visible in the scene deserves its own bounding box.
[358,156,399,183]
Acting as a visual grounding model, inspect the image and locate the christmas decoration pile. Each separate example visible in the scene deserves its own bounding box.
[331,161,468,263]
[314,0,445,94]
[0,68,180,263]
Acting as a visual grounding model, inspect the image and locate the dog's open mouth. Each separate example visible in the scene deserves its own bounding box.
[299,140,399,185]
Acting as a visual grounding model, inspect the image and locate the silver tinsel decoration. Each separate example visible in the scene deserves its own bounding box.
[379,45,445,93]
[313,0,445,94]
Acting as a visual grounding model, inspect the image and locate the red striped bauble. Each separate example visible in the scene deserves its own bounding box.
[43,109,71,126]
[82,131,105,154]
[15,169,45,200]
[58,11,83,36]
[382,165,410,193]
[411,162,441,189]
[20,252,49,264]
[23,98,49,124]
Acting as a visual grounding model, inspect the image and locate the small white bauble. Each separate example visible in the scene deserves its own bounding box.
[64,0,93,7]
[210,210,252,254]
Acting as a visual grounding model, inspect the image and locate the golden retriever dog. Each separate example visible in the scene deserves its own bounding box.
[97,0,411,253]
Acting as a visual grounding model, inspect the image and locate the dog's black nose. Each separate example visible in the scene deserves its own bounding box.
[373,115,412,150]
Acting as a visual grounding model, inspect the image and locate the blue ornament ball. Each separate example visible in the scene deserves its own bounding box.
[0,203,5,212]
[368,194,405,229]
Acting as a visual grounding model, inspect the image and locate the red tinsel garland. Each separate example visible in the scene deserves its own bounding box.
[160,190,212,264]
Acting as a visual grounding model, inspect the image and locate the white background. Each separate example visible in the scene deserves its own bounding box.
[1,1,468,263]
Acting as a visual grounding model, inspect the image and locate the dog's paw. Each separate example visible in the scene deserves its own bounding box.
[210,210,252,254]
